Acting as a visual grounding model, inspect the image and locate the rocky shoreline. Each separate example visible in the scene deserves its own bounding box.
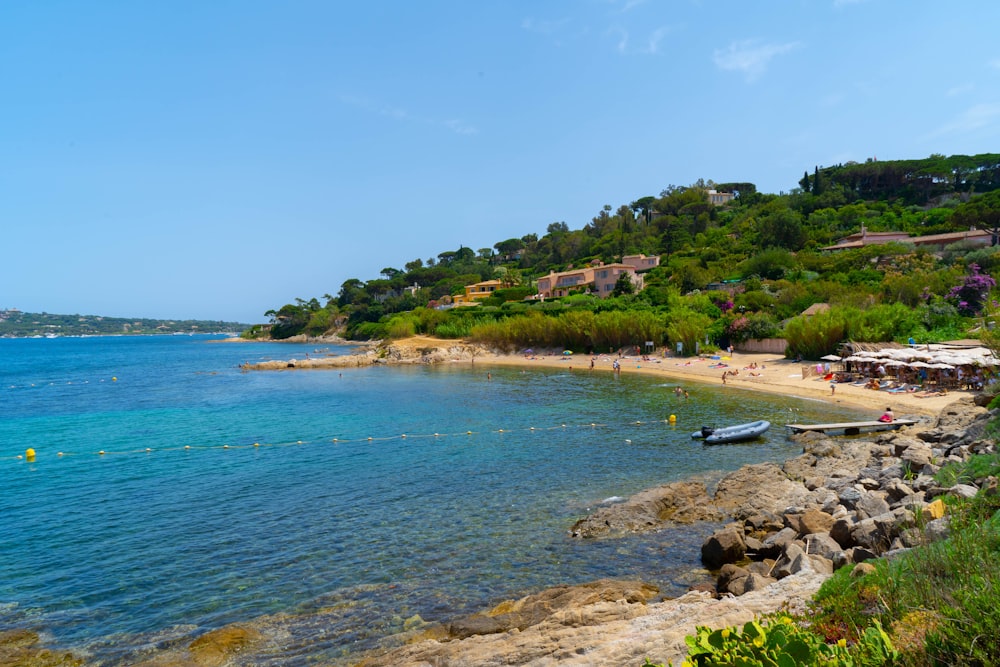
[349,396,995,667]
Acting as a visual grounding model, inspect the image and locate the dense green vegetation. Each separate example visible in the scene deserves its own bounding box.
[0,310,247,337]
[255,153,1000,358]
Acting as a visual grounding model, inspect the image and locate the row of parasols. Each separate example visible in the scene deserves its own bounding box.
[833,346,1000,371]
[825,346,998,390]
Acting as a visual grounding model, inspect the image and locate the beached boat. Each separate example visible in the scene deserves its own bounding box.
[691,420,770,444]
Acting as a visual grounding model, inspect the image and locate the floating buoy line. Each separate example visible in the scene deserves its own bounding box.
[5,415,682,463]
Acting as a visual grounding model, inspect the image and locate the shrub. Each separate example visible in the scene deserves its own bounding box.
[643,614,896,667]
[946,263,996,316]
[783,309,850,359]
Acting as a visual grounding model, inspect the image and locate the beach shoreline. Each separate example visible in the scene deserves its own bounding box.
[240,334,967,418]
[331,335,967,419]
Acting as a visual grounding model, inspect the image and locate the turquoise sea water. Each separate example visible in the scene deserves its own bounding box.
[0,335,869,664]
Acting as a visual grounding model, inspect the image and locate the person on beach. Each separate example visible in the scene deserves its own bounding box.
[830,380,836,395]
[721,371,726,385]
[878,407,894,422]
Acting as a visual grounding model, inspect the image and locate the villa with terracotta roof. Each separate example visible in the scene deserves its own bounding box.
[822,224,992,251]
[536,255,657,299]
[451,279,503,306]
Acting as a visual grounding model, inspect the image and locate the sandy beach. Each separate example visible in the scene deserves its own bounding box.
[381,336,967,419]
[242,334,969,418]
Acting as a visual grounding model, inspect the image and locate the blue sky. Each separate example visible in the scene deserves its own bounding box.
[3,1,999,324]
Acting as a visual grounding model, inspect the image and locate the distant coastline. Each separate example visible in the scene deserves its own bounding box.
[0,308,251,338]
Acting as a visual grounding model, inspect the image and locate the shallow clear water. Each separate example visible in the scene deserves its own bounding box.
[0,335,867,664]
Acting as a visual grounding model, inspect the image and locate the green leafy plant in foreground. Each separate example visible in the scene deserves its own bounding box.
[643,613,897,667]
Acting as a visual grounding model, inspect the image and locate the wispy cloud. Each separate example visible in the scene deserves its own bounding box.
[924,103,1000,139]
[608,24,672,55]
[713,39,801,82]
[946,83,974,97]
[339,94,478,136]
[521,17,571,35]
[339,94,408,121]
[833,0,871,7]
[644,26,669,54]
[990,58,1000,70]
[444,119,477,136]
[617,0,649,13]
[608,25,629,53]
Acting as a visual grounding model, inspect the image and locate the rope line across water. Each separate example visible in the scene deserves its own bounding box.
[6,418,686,462]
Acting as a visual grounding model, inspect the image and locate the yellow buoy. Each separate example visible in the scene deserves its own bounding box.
[184,445,191,450]
[25,448,36,461]
[254,442,260,447]
[668,414,677,423]
[466,431,472,435]
[99,450,106,455]
[112,376,117,382]
[223,444,230,449]
[57,452,64,457]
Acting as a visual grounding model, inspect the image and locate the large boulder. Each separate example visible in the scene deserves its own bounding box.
[447,579,659,639]
[714,463,808,517]
[188,625,264,667]
[701,527,747,569]
[830,517,855,549]
[855,492,891,520]
[570,481,723,538]
[716,563,750,595]
[0,629,82,667]
[804,532,845,561]
[787,508,835,536]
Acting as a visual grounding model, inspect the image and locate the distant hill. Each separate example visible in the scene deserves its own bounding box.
[0,309,249,338]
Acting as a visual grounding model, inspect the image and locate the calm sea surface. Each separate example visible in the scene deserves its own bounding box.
[0,335,868,664]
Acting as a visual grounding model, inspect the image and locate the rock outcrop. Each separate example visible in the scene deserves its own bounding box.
[697,397,995,598]
[569,481,723,537]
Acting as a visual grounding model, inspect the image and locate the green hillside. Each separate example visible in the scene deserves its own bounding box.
[253,153,1000,358]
